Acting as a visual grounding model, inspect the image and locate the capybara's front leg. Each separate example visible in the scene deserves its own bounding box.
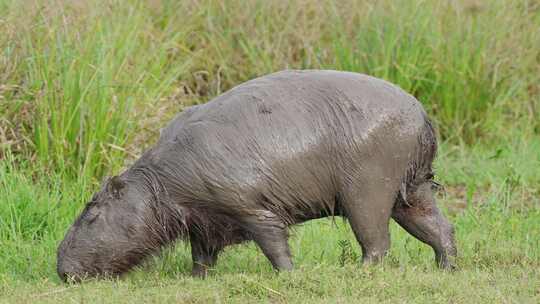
[190,236,221,278]
[392,182,457,269]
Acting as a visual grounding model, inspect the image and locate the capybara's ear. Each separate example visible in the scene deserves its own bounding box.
[108,175,126,199]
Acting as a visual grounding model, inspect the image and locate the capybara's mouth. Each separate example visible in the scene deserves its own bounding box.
[58,269,121,284]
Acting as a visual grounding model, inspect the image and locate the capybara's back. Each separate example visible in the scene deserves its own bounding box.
[57,70,456,281]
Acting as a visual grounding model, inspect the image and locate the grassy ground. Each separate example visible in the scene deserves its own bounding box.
[0,0,539,303]
[1,141,539,303]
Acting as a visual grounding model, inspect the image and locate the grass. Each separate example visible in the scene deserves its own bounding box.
[0,0,539,303]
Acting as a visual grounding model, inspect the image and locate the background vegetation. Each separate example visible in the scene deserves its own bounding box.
[0,0,538,303]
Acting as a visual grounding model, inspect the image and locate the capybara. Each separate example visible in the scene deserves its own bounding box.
[57,70,456,281]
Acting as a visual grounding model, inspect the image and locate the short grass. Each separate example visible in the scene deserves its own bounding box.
[1,140,539,303]
[1,0,539,303]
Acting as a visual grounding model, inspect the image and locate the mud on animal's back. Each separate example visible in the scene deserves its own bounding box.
[159,70,427,157]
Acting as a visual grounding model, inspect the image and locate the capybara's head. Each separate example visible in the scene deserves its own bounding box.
[57,174,183,282]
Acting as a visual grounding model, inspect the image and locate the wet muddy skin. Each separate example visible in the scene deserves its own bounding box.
[57,70,456,281]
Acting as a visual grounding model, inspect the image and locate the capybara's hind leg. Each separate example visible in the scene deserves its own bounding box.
[190,236,222,277]
[246,210,293,271]
[343,185,395,264]
[392,182,457,269]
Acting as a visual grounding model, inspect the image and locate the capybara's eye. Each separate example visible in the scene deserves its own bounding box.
[85,211,100,224]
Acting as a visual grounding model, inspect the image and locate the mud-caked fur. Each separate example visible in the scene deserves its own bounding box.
[57,70,457,281]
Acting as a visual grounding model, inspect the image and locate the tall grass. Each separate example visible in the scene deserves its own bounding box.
[1,0,538,178]
[1,1,193,178]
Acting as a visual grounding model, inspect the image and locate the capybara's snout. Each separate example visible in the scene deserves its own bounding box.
[56,255,85,283]
[56,232,90,283]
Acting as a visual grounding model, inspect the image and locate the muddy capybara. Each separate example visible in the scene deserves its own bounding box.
[57,70,456,281]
